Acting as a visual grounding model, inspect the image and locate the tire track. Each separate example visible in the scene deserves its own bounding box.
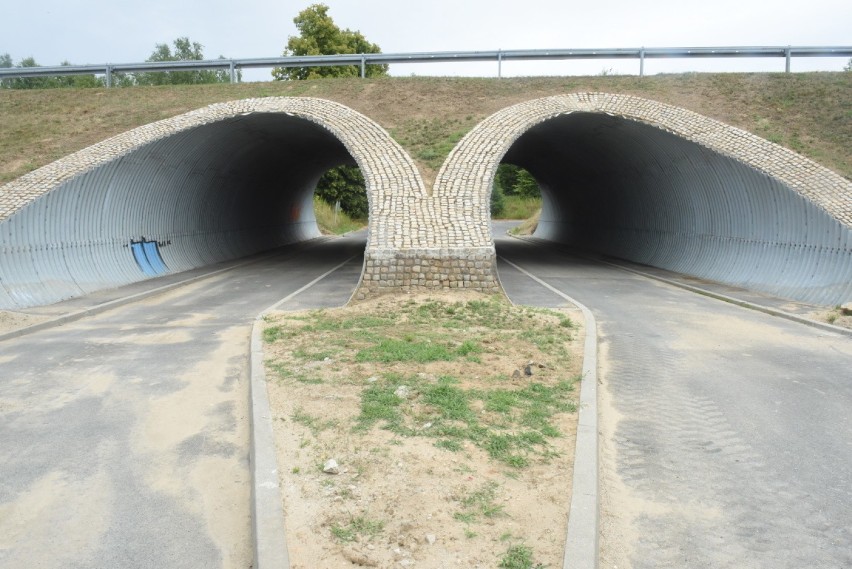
[495,238,852,569]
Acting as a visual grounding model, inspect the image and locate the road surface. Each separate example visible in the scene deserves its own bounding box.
[0,233,365,569]
[493,222,852,569]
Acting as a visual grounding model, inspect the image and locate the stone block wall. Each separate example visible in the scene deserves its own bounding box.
[354,248,500,300]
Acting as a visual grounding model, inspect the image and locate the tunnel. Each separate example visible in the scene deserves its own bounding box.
[2,93,851,309]
[0,98,427,310]
[433,93,852,306]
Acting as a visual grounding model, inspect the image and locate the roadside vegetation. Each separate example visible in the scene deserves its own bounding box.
[491,163,543,219]
[262,293,582,567]
[312,195,365,235]
[815,304,852,329]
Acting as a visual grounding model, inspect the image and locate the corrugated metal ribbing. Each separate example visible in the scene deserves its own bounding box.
[0,113,354,309]
[513,112,852,305]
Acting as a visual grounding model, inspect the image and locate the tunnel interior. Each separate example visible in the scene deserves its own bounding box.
[0,113,360,309]
[500,112,852,305]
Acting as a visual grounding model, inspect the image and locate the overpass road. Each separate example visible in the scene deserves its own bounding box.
[493,223,852,569]
[0,233,366,569]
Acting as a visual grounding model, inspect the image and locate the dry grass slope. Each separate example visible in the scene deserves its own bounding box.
[1,73,850,185]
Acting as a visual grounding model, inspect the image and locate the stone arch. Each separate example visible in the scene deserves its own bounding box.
[0,97,426,308]
[433,93,852,305]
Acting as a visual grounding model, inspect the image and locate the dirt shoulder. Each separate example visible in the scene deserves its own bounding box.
[0,310,51,335]
[808,305,852,330]
[262,292,584,568]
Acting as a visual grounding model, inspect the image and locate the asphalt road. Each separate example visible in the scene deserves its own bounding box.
[493,222,852,569]
[0,233,366,569]
[3,223,850,569]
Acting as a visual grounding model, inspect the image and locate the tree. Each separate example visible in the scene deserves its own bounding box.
[272,4,388,80]
[490,184,506,217]
[6,57,47,89]
[314,165,368,219]
[845,58,852,72]
[57,61,103,88]
[514,169,541,198]
[0,53,12,89]
[494,164,541,198]
[2,57,59,89]
[1,55,103,89]
[134,37,237,86]
[495,164,520,196]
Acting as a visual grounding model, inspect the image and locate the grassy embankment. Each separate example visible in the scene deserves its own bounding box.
[2,73,849,187]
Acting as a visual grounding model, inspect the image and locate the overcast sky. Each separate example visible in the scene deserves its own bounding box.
[3,0,850,81]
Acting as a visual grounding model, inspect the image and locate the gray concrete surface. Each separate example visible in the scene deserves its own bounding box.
[498,254,600,569]
[0,233,366,569]
[493,223,852,569]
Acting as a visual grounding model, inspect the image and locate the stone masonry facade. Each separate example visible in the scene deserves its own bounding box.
[357,248,500,297]
[1,94,849,303]
[433,92,852,252]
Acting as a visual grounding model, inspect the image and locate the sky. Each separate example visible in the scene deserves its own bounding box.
[3,0,850,81]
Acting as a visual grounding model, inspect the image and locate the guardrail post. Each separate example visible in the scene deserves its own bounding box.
[105,65,113,88]
[360,55,365,78]
[785,46,791,73]
[640,47,645,77]
[498,49,503,78]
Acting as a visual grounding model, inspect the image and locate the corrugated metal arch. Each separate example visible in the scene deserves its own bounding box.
[435,93,852,305]
[0,98,426,309]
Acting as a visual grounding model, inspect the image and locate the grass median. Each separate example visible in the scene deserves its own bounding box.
[263,292,584,568]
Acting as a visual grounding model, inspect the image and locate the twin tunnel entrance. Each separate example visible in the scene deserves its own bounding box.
[1,94,850,309]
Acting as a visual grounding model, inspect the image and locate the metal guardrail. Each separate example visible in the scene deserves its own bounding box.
[1,46,850,86]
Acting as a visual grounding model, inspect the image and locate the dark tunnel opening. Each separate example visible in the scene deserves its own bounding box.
[0,113,366,308]
[498,112,852,305]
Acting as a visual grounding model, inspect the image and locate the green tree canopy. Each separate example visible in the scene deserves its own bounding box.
[272,4,388,80]
[314,165,368,219]
[0,55,102,89]
[494,164,541,198]
[134,37,236,86]
[0,53,12,89]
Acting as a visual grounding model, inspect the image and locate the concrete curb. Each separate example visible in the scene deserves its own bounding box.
[497,255,599,569]
[248,256,357,569]
[594,258,852,339]
[0,238,331,344]
[510,234,852,338]
[249,320,291,569]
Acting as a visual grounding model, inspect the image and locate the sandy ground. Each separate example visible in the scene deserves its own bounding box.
[809,307,852,329]
[0,310,50,335]
[264,293,583,568]
[0,279,252,568]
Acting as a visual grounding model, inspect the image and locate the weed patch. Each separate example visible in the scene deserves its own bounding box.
[499,543,543,569]
[330,516,384,543]
[263,293,583,567]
